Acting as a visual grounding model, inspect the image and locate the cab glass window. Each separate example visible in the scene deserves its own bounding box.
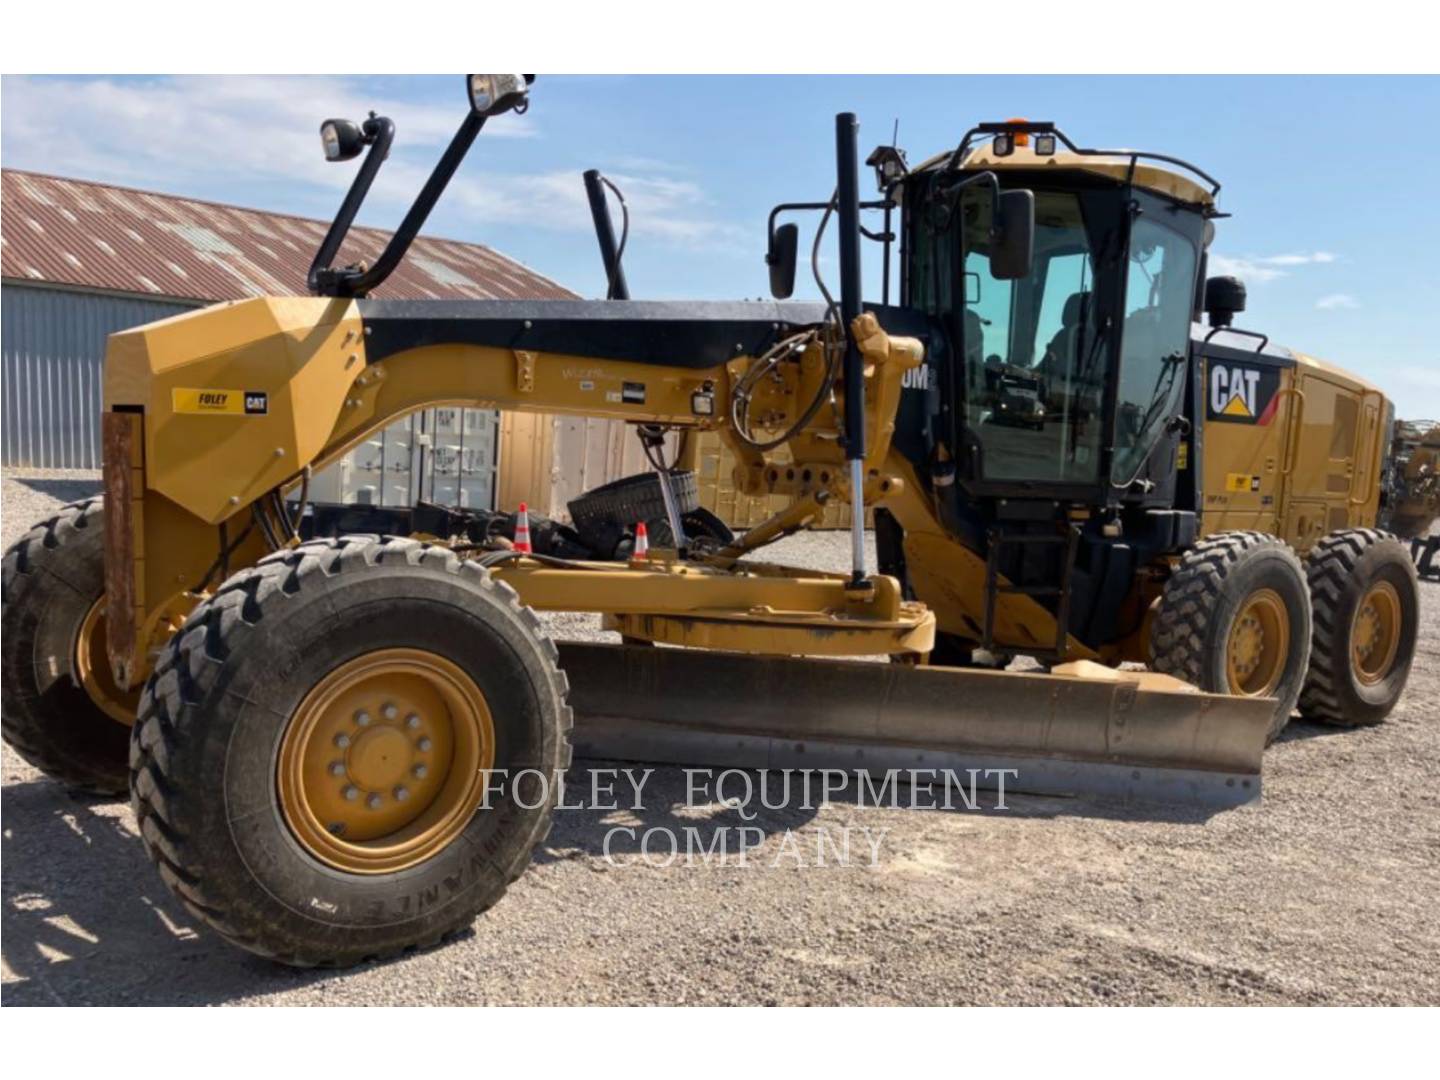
[1110,215,1199,485]
[959,189,1103,484]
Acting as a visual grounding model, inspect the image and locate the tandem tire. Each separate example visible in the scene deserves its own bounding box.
[1,497,135,795]
[1151,531,1312,743]
[1298,529,1419,728]
[129,536,572,967]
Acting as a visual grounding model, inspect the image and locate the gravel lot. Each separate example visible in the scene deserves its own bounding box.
[3,469,1438,1006]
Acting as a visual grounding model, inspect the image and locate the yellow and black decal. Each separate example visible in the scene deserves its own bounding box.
[172,388,268,416]
[1206,361,1280,425]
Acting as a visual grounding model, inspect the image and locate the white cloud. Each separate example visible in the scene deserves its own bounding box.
[1315,293,1359,310]
[448,169,746,248]
[0,75,739,253]
[1209,251,1339,284]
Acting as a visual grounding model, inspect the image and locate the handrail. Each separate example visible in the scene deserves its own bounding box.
[1349,389,1387,507]
[1273,385,1307,479]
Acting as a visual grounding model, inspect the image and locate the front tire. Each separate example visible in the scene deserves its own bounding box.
[1,497,136,794]
[1299,529,1419,727]
[130,536,572,966]
[1151,531,1312,742]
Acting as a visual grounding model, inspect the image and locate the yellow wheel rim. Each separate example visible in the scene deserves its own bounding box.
[278,648,495,874]
[1226,588,1290,697]
[1351,581,1401,686]
[75,596,141,726]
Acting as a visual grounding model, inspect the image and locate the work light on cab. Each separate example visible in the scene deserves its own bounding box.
[467,74,532,117]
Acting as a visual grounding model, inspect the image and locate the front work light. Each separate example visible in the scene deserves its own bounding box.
[468,74,531,117]
[320,119,366,162]
[1034,133,1057,156]
[865,145,909,191]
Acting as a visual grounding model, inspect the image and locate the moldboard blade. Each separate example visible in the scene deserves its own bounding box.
[556,643,1272,809]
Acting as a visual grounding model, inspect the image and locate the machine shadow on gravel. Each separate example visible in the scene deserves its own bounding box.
[10,477,100,505]
[2,750,1229,1005]
[0,780,349,1006]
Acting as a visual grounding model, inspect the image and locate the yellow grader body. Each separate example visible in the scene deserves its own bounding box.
[1,77,1419,966]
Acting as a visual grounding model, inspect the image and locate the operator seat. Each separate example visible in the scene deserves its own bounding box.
[1038,291,1091,381]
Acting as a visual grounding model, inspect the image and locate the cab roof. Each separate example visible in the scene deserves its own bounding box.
[913,137,1218,209]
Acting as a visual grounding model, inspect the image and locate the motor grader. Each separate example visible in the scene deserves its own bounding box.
[1,75,1420,967]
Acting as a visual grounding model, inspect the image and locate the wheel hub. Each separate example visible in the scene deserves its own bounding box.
[74,596,142,726]
[278,648,494,873]
[1351,581,1400,686]
[1226,589,1289,697]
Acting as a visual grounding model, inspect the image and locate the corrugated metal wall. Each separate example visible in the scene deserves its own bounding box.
[0,283,723,525]
[495,413,665,520]
[1,284,199,468]
[307,407,501,509]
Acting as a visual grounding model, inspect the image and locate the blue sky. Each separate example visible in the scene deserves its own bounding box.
[3,74,1437,415]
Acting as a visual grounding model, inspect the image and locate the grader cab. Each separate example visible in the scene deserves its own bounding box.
[1,75,1419,967]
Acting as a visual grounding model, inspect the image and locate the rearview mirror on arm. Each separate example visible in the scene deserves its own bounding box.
[767,222,799,299]
[989,189,1035,280]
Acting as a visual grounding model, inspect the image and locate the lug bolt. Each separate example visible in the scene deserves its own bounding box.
[413,764,428,779]
[405,713,421,729]
[342,785,359,801]
[366,793,383,810]
[382,703,399,721]
[334,733,351,749]
[417,737,433,752]
[355,710,372,727]
[329,762,346,777]
[394,786,410,802]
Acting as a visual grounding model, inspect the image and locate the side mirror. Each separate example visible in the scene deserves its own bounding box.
[767,222,799,299]
[989,189,1035,280]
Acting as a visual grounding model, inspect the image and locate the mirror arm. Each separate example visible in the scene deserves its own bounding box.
[766,198,892,248]
[308,115,395,296]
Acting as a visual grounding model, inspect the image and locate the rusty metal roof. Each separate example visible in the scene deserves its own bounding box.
[1,169,576,303]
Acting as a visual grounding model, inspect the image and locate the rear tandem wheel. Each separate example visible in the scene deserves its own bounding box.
[1298,529,1419,727]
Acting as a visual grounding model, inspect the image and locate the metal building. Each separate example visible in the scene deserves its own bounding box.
[1,168,646,519]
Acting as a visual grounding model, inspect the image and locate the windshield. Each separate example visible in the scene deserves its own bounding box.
[957,187,1107,484]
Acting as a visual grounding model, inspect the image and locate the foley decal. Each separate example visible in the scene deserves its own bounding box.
[173,388,268,416]
[1207,361,1280,425]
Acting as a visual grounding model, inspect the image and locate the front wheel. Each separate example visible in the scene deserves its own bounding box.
[1150,531,1312,742]
[130,536,572,966]
[1299,529,1419,727]
[1,498,137,794]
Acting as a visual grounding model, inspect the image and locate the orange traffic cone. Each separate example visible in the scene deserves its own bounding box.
[631,521,650,562]
[513,502,533,554]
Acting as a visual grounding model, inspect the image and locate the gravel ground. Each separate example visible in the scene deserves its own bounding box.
[3,469,1438,1006]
